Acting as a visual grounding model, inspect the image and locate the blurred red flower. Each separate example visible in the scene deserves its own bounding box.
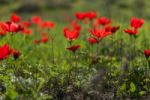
[31,16,42,25]
[88,28,112,39]
[41,36,49,43]
[124,29,138,35]
[105,25,120,33]
[130,17,144,29]
[97,16,111,26]
[40,21,55,29]
[64,27,80,41]
[144,49,150,58]
[10,13,21,23]
[87,37,98,44]
[75,11,97,20]
[67,45,80,53]
[4,21,23,33]
[0,44,11,61]
[75,12,86,20]
[86,11,97,20]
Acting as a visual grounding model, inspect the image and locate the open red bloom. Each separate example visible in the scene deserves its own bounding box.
[97,16,111,26]
[105,25,120,33]
[0,44,11,61]
[41,36,49,43]
[31,16,42,24]
[75,12,86,20]
[40,21,55,29]
[130,17,144,29]
[64,27,79,41]
[124,28,138,35]
[66,45,80,53]
[10,13,21,23]
[10,49,21,59]
[88,28,112,39]
[87,37,98,44]
[4,21,23,33]
[86,11,97,20]
[144,49,150,58]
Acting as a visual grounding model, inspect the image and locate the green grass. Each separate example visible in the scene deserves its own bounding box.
[0,19,149,99]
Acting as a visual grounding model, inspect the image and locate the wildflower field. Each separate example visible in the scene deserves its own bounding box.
[0,1,150,100]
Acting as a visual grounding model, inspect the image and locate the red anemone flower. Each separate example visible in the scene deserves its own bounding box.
[4,21,23,33]
[40,21,55,29]
[66,45,80,53]
[75,12,86,20]
[105,25,120,33]
[124,28,138,36]
[41,36,49,43]
[31,16,42,24]
[0,44,11,61]
[130,17,144,29]
[10,13,21,23]
[86,11,97,20]
[87,37,98,44]
[88,28,112,39]
[97,16,111,26]
[64,27,79,41]
[144,49,150,58]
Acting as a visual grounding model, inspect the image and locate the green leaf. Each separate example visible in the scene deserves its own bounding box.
[120,83,126,91]
[130,82,136,93]
[37,77,45,92]
[6,89,18,100]
[139,91,146,96]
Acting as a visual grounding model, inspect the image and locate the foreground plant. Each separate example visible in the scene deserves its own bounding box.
[124,17,144,66]
[144,49,150,76]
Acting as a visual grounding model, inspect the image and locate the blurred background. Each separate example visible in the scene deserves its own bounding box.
[0,0,149,22]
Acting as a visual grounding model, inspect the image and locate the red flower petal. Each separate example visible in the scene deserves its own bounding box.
[66,45,80,53]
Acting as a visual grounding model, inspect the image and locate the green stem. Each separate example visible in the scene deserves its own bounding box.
[97,41,100,57]
[110,34,114,68]
[90,44,94,65]
[146,59,150,77]
[52,38,55,64]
